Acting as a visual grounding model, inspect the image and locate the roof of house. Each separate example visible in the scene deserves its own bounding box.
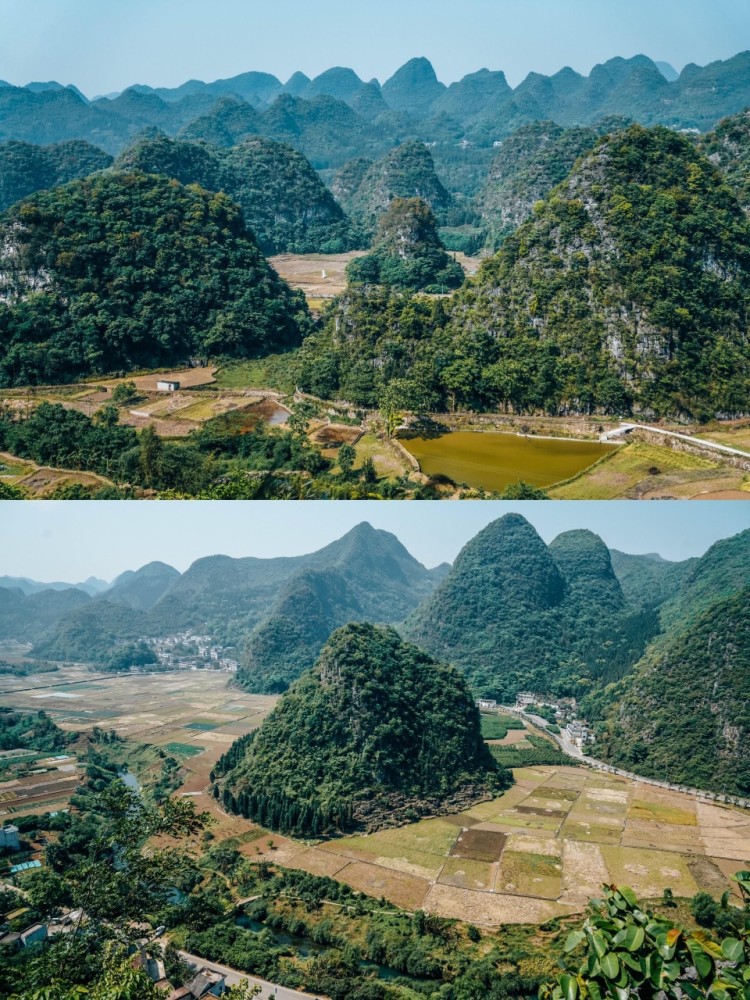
[185,969,223,997]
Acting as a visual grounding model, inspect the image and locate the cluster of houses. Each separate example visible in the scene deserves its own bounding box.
[149,632,239,672]
[0,901,229,999]
[476,693,595,750]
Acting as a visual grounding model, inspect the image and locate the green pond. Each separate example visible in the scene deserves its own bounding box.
[400,431,617,492]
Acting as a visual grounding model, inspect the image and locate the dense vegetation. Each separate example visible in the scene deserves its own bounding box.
[348,141,453,237]
[238,521,447,692]
[116,131,357,253]
[588,588,750,796]
[0,707,70,752]
[298,128,750,420]
[451,125,750,419]
[475,120,603,247]
[701,108,750,213]
[347,197,464,292]
[217,623,508,836]
[542,881,750,1000]
[403,514,657,701]
[0,139,112,211]
[0,171,310,385]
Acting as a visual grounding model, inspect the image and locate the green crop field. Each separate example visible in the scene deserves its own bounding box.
[163,742,204,757]
[480,713,525,740]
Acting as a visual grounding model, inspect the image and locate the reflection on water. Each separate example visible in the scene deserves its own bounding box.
[400,431,617,492]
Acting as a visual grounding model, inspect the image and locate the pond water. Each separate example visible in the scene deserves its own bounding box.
[400,431,617,492]
[118,770,142,795]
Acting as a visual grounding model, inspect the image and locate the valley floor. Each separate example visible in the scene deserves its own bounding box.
[3,668,747,926]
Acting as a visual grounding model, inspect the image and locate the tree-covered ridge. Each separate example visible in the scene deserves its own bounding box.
[237,521,448,694]
[701,108,750,214]
[116,131,357,254]
[348,140,453,238]
[0,171,310,386]
[589,587,750,796]
[296,286,450,408]
[0,707,71,752]
[402,514,660,701]
[347,197,464,292]
[218,622,507,837]
[296,124,750,418]
[450,124,750,418]
[0,139,113,212]
[475,121,603,247]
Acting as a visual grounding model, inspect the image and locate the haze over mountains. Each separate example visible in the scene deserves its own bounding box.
[3,52,750,158]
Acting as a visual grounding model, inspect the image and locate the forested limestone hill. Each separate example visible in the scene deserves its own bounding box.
[347,197,464,292]
[116,131,357,254]
[0,171,309,385]
[216,623,507,837]
[449,125,750,418]
[348,141,453,238]
[590,588,750,796]
[402,514,661,700]
[0,138,112,211]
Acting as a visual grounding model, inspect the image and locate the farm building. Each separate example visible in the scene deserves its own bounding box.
[157,380,180,392]
[476,699,497,710]
[0,824,20,850]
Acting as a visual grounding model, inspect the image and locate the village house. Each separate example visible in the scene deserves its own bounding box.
[476,699,497,710]
[169,967,226,999]
[157,379,180,392]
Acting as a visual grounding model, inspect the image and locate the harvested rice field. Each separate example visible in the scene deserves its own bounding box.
[0,667,278,825]
[2,668,748,925]
[244,763,750,925]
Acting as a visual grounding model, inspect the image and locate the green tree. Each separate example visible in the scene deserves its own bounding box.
[338,443,356,477]
[540,877,750,1000]
[111,382,139,407]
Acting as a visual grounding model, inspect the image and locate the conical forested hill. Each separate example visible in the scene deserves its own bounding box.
[451,124,750,418]
[402,513,660,699]
[216,623,507,836]
[238,521,449,693]
[402,513,567,697]
[349,140,453,238]
[347,197,464,291]
[475,120,601,246]
[0,170,309,385]
[116,131,356,254]
[0,138,113,211]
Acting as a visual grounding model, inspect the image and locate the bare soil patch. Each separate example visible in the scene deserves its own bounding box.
[452,829,507,863]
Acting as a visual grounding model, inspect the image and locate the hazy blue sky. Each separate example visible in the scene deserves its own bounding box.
[1,501,748,583]
[0,0,748,95]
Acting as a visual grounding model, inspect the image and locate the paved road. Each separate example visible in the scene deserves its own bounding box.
[502,706,750,809]
[178,949,323,1000]
[601,422,750,460]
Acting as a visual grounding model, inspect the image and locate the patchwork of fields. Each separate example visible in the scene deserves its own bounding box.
[252,765,750,925]
[2,669,748,925]
[0,668,277,819]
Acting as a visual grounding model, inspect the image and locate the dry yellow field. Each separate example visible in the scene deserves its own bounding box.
[3,670,749,924]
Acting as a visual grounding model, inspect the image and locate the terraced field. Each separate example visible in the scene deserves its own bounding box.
[247,764,750,925]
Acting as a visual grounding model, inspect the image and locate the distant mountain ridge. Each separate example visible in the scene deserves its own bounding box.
[1,52,749,161]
